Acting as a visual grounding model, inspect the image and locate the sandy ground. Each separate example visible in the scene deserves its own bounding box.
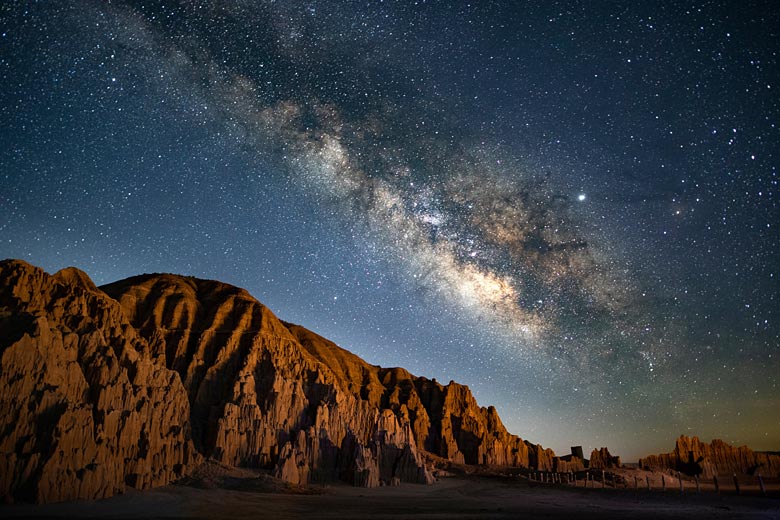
[2,474,779,520]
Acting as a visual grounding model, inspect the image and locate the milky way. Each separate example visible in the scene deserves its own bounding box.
[1,1,778,458]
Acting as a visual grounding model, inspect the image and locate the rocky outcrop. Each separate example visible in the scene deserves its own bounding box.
[288,326,548,469]
[554,456,586,473]
[639,436,780,478]
[103,272,555,479]
[1,260,558,502]
[554,446,586,472]
[589,447,620,470]
[0,261,198,503]
[100,272,434,488]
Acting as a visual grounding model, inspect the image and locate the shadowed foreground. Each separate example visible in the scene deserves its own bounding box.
[3,475,779,520]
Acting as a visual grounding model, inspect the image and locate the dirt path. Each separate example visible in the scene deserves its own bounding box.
[2,476,779,519]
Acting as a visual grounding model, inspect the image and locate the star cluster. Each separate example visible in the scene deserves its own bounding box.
[1,0,778,458]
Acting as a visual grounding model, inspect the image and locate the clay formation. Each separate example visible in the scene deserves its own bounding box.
[0,260,558,503]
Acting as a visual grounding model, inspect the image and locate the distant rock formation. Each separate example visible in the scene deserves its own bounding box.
[589,447,620,470]
[639,435,780,478]
[556,458,586,473]
[0,260,557,503]
[554,446,586,473]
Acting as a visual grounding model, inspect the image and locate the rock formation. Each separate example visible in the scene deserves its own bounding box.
[554,447,586,472]
[554,456,586,473]
[1,260,558,503]
[99,272,434,489]
[285,324,551,469]
[0,260,198,503]
[589,447,620,470]
[639,435,780,478]
[102,272,555,473]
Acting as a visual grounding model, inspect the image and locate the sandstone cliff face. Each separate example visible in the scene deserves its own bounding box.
[1,260,557,502]
[589,447,620,470]
[0,261,198,503]
[103,273,556,477]
[639,435,780,478]
[101,273,434,488]
[554,456,586,473]
[286,324,550,470]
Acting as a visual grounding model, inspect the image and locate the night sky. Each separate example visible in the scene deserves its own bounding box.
[1,1,778,459]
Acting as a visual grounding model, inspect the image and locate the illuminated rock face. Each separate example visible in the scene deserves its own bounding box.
[639,435,780,478]
[107,272,558,474]
[589,447,621,470]
[1,260,557,502]
[0,260,199,504]
[101,272,435,490]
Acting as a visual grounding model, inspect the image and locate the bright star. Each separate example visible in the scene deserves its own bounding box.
[577,193,586,201]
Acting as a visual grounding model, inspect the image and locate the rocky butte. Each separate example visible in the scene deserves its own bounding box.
[639,435,780,478]
[0,260,557,503]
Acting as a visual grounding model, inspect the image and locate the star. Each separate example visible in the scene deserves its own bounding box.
[0,0,777,460]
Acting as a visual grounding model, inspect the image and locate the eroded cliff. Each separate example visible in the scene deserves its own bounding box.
[1,260,556,503]
[100,273,434,488]
[639,435,780,478]
[0,261,198,503]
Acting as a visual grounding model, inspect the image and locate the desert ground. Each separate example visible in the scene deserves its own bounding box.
[2,466,779,520]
